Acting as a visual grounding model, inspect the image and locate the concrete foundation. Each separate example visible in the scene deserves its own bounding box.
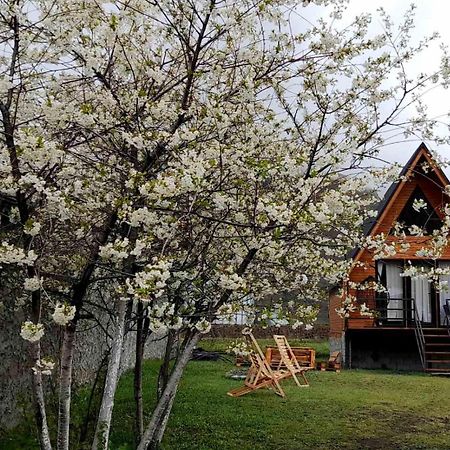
[346,329,422,371]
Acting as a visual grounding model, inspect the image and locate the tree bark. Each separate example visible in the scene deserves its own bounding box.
[92,298,128,449]
[134,301,145,442]
[137,332,200,450]
[157,330,176,400]
[150,393,176,449]
[31,341,53,450]
[57,324,76,450]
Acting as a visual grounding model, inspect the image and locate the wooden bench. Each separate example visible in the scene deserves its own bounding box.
[265,346,316,370]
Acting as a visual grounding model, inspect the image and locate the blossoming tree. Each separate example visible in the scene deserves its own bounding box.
[1,1,450,449]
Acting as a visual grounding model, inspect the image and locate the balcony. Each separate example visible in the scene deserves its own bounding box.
[347,297,416,330]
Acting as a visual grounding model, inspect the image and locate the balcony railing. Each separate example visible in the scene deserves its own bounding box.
[355,297,416,328]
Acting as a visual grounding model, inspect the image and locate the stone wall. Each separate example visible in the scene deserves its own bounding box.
[210,323,329,340]
[0,295,166,431]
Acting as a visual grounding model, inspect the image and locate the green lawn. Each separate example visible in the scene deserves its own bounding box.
[2,338,450,449]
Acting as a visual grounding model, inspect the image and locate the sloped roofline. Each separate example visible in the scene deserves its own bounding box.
[351,142,450,264]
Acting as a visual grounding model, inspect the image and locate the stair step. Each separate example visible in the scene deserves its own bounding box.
[427,360,450,363]
[424,334,450,337]
[425,351,450,355]
[425,368,450,373]
[425,343,450,346]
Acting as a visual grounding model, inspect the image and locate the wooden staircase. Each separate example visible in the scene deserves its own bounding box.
[423,328,450,374]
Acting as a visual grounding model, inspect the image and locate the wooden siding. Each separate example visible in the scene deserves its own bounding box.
[329,293,345,337]
[329,144,450,334]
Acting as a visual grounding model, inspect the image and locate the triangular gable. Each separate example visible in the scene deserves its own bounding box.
[352,143,450,266]
[394,186,442,234]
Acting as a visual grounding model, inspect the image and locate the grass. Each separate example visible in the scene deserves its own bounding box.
[2,338,450,449]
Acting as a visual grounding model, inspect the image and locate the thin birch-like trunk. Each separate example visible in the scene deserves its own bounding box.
[29,290,52,450]
[134,301,145,441]
[57,324,76,450]
[157,330,175,399]
[137,332,200,450]
[149,393,176,450]
[31,341,52,450]
[92,298,128,450]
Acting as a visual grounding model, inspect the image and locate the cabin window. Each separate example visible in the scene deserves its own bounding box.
[376,260,433,323]
[392,186,442,235]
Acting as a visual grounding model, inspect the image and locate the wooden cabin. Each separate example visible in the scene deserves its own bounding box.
[329,143,450,373]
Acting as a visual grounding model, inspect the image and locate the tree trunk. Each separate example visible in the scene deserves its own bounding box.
[29,290,52,450]
[150,392,176,449]
[92,298,128,449]
[157,330,176,400]
[31,341,52,450]
[134,301,145,442]
[137,332,200,450]
[57,324,76,450]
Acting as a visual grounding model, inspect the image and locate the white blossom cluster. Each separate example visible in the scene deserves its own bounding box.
[0,243,37,267]
[24,276,41,292]
[127,260,172,301]
[52,303,76,326]
[226,339,251,357]
[20,321,45,342]
[32,357,55,376]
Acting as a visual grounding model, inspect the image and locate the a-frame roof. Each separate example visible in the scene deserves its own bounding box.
[352,142,450,262]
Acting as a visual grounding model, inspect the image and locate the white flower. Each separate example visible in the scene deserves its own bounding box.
[412,198,427,212]
[24,276,41,291]
[170,316,183,330]
[360,303,373,317]
[32,358,55,376]
[20,321,44,342]
[195,318,211,334]
[218,272,245,291]
[52,303,76,326]
[24,221,41,237]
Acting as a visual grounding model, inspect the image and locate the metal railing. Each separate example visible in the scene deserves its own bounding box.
[411,298,426,369]
[356,297,415,328]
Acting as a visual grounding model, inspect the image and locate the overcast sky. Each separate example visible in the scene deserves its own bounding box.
[302,0,450,171]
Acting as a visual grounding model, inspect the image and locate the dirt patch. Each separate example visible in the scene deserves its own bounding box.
[352,409,449,450]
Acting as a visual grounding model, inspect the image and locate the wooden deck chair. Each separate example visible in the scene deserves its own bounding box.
[273,335,310,387]
[227,333,289,398]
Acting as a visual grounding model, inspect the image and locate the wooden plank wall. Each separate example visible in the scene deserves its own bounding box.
[328,152,450,336]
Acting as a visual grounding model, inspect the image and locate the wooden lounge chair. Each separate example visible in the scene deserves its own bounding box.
[227,333,289,398]
[273,335,310,387]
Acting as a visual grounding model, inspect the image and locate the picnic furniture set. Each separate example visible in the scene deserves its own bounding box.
[227,333,341,398]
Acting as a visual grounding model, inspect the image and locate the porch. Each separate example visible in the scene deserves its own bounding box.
[346,297,450,373]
